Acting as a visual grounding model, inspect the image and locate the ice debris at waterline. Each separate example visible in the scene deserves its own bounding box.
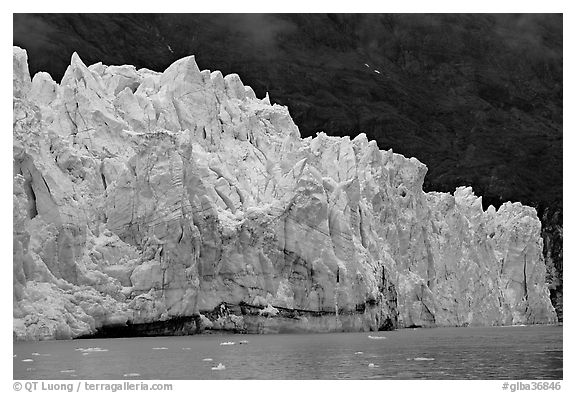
[212,363,226,371]
[75,347,108,352]
[12,46,557,341]
[368,335,387,340]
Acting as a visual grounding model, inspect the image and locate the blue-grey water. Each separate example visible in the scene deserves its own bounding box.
[13,326,562,380]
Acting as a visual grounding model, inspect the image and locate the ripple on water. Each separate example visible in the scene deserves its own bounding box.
[12,326,563,379]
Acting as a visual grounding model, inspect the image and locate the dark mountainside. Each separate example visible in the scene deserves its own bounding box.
[13,13,563,320]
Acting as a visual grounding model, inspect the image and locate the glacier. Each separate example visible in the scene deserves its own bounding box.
[12,47,556,340]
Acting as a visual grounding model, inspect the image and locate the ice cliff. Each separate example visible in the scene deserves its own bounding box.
[12,47,557,340]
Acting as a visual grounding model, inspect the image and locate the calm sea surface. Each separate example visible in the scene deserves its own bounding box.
[13,325,562,380]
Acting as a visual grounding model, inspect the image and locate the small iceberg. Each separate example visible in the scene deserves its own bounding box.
[368,363,379,368]
[354,351,364,355]
[412,357,435,361]
[76,347,108,352]
[182,347,192,350]
[374,70,381,74]
[239,340,249,344]
[211,363,226,371]
[60,370,76,373]
[152,347,168,350]
[220,342,235,346]
[202,358,213,362]
[22,359,33,362]
[13,354,16,358]
[31,352,50,356]
[368,335,387,340]
[123,373,141,377]
[89,347,108,352]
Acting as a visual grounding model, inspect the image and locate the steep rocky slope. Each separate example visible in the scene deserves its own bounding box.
[13,47,556,340]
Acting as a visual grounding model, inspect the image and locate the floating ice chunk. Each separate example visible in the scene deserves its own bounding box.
[26,368,35,371]
[13,355,16,357]
[354,352,364,355]
[368,363,379,368]
[368,335,387,340]
[374,70,381,74]
[22,359,33,362]
[123,373,141,377]
[152,347,168,350]
[82,353,90,356]
[364,64,370,68]
[412,357,435,361]
[31,352,50,356]
[220,342,235,346]
[182,347,192,350]
[211,363,226,371]
[239,340,249,344]
[76,347,108,352]
[60,370,76,373]
[202,358,213,361]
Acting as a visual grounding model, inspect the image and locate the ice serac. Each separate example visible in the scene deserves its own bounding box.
[12,47,557,340]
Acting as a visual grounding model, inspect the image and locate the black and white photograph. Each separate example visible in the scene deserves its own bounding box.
[10,7,566,387]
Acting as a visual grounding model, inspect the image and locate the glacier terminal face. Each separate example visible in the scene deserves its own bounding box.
[12,47,556,340]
